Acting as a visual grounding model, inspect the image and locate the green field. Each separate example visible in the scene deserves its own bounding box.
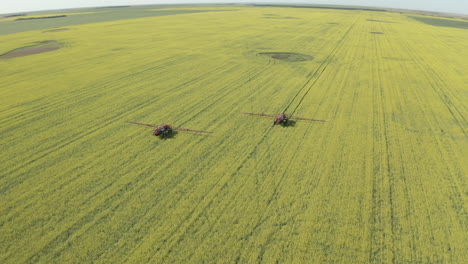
[0,5,467,263]
[0,6,225,35]
[409,15,468,29]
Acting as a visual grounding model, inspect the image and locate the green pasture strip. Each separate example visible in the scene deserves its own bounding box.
[252,4,387,12]
[0,6,229,35]
[409,15,468,29]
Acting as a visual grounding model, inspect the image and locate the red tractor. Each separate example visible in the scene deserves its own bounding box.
[274,113,289,126]
[243,113,325,127]
[153,124,173,138]
[128,122,211,138]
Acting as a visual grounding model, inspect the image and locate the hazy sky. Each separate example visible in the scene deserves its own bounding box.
[1,0,467,15]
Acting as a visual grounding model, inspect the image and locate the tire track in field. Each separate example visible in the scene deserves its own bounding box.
[373,23,409,262]
[282,14,360,117]
[378,26,420,262]
[368,20,397,263]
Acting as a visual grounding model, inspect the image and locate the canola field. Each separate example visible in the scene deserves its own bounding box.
[0,5,467,263]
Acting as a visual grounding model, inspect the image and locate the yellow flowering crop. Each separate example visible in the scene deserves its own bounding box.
[0,6,466,263]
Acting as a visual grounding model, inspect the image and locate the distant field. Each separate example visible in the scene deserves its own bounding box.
[252,3,387,12]
[0,5,467,263]
[0,12,108,22]
[0,6,228,35]
[409,15,468,29]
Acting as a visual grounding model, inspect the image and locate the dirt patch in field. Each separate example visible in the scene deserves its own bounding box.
[383,57,411,61]
[43,28,69,33]
[263,14,301,19]
[328,22,339,24]
[264,16,301,19]
[259,52,314,62]
[370,32,384,34]
[0,40,62,59]
[367,19,397,23]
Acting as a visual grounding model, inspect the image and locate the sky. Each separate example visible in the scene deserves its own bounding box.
[1,0,467,15]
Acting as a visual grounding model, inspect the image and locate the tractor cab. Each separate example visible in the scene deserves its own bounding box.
[153,124,173,137]
[274,114,288,126]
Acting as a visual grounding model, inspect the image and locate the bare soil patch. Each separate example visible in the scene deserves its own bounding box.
[0,40,62,59]
[259,52,314,62]
[264,17,300,19]
[43,28,69,33]
[367,19,397,23]
[383,57,411,61]
[264,14,300,19]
